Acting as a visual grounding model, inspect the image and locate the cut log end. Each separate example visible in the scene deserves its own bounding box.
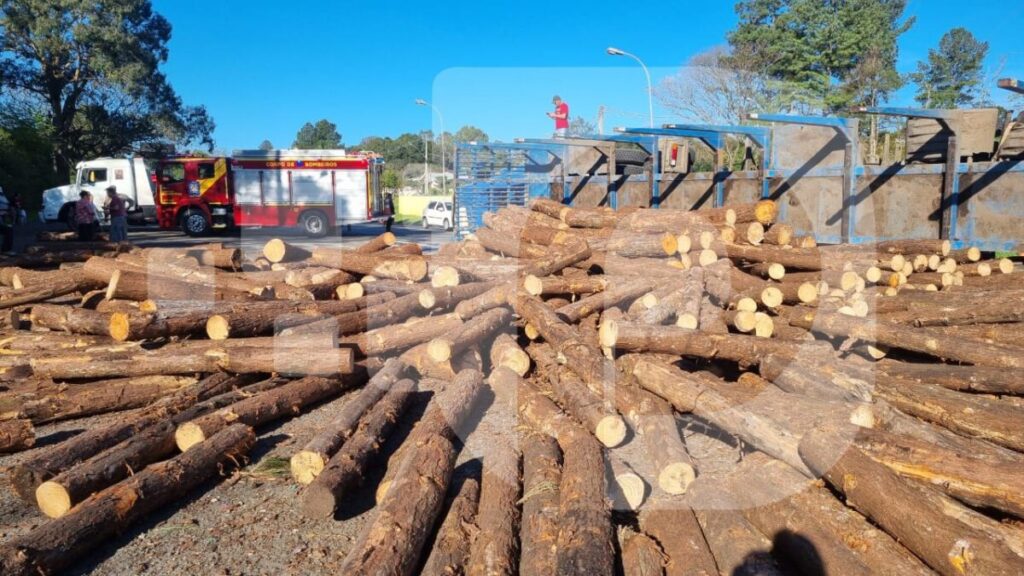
[109,312,131,342]
[767,263,786,281]
[262,239,288,263]
[598,319,618,348]
[342,283,365,299]
[676,313,698,330]
[290,451,327,486]
[760,287,783,309]
[614,472,647,510]
[35,481,72,519]
[658,462,697,495]
[849,404,876,429]
[418,289,437,309]
[736,297,758,313]
[698,250,718,267]
[300,482,337,519]
[431,266,461,288]
[175,422,207,452]
[797,282,819,304]
[998,258,1014,275]
[427,339,453,363]
[733,311,757,333]
[660,232,679,256]
[523,275,544,296]
[496,349,531,377]
[596,416,627,448]
[206,315,230,340]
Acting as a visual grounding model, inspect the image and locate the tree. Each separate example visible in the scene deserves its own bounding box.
[293,120,342,149]
[568,116,596,137]
[0,0,215,172]
[0,113,61,209]
[911,28,989,109]
[381,169,402,192]
[258,140,274,151]
[727,0,913,112]
[453,125,489,144]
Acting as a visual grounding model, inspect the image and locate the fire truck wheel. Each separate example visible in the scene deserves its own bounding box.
[180,209,210,237]
[301,211,329,238]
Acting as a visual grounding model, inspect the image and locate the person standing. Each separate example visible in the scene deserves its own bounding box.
[0,186,13,254]
[106,186,128,242]
[547,95,570,138]
[384,191,396,233]
[76,191,98,241]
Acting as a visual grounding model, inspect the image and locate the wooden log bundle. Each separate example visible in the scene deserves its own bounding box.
[2,201,1024,574]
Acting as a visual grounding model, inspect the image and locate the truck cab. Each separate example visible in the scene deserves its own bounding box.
[156,156,233,236]
[42,158,156,226]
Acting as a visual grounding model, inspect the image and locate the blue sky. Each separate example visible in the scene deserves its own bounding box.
[154,0,1024,151]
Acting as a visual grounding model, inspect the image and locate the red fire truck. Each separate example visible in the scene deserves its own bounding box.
[155,150,385,237]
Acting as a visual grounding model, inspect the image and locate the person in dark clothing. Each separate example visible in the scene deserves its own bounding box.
[0,186,13,253]
[76,190,98,241]
[384,192,396,233]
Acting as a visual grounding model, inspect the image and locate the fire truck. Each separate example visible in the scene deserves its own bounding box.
[155,150,385,237]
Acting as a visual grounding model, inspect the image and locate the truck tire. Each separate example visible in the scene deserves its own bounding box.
[614,149,650,175]
[301,210,329,238]
[60,204,78,232]
[443,218,451,231]
[180,209,210,237]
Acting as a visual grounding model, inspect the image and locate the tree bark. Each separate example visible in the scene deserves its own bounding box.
[28,304,112,335]
[554,278,653,323]
[630,357,812,476]
[489,333,530,376]
[874,359,1024,394]
[855,427,1024,519]
[788,308,1024,368]
[638,508,718,576]
[466,440,522,576]
[0,424,256,576]
[7,375,198,424]
[176,375,358,451]
[339,370,485,575]
[0,418,34,453]
[512,375,615,576]
[29,344,354,379]
[518,431,561,576]
[290,358,407,484]
[800,428,1024,576]
[341,312,464,357]
[0,278,84,309]
[619,530,667,576]
[521,274,607,297]
[694,509,785,576]
[300,379,417,517]
[601,320,831,367]
[312,247,428,281]
[421,477,481,576]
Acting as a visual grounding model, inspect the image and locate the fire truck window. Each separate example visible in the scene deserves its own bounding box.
[85,168,108,183]
[198,163,216,179]
[161,163,185,183]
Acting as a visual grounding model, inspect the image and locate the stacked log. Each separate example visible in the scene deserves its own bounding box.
[2,199,1024,575]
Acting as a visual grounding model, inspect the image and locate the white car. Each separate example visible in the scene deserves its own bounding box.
[421,200,454,230]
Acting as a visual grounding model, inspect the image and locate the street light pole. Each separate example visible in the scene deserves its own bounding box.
[607,47,654,128]
[416,99,447,195]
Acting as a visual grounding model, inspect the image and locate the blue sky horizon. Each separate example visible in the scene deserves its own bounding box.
[154,0,1024,152]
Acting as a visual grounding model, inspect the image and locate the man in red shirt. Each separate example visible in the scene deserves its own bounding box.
[548,95,569,138]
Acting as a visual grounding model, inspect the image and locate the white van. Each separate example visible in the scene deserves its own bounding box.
[42,158,156,226]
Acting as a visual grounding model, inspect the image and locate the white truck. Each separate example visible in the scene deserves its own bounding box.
[41,158,156,226]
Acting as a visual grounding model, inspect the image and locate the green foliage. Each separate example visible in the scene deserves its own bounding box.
[258,139,274,151]
[0,113,62,210]
[381,169,402,191]
[293,120,342,149]
[358,126,488,173]
[453,125,488,144]
[728,0,912,112]
[568,116,596,137]
[911,28,989,109]
[0,0,215,171]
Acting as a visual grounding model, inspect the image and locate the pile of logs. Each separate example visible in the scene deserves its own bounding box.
[1,200,1024,576]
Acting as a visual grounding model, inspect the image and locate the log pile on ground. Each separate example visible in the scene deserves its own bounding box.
[1,204,1023,575]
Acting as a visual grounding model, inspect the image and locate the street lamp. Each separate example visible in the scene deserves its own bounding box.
[606,46,654,128]
[415,98,447,195]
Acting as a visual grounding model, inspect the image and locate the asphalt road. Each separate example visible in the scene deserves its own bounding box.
[15,220,454,254]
